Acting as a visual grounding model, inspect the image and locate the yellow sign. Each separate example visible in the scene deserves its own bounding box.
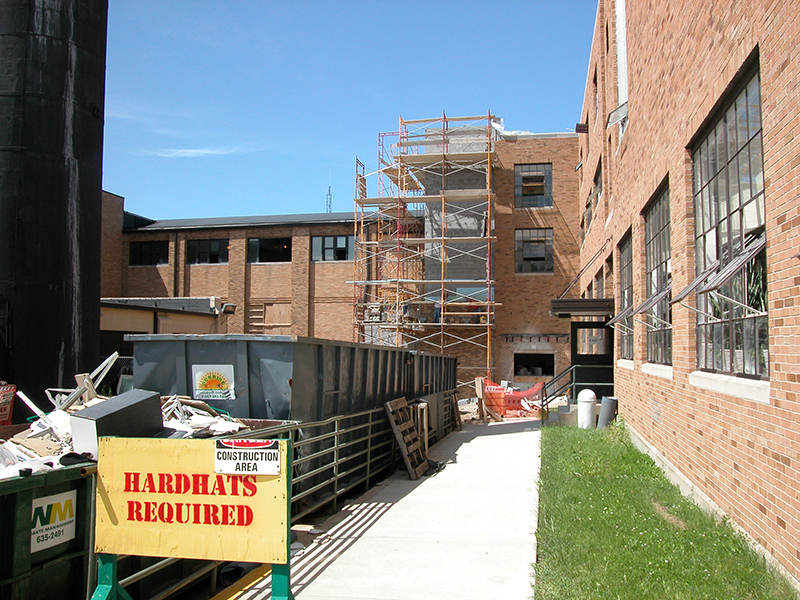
[94,437,289,563]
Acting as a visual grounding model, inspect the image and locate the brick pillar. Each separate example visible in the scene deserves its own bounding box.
[225,233,247,333]
[291,228,311,336]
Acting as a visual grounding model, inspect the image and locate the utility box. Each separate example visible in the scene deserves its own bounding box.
[128,334,457,420]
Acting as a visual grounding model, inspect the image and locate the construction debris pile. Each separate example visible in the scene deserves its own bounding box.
[477,377,543,420]
[0,353,251,481]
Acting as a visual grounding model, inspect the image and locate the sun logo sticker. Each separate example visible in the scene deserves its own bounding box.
[199,372,229,390]
[192,364,235,401]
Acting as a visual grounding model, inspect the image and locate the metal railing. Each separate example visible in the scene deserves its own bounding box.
[234,392,460,522]
[234,407,395,521]
[541,364,614,420]
[113,393,460,598]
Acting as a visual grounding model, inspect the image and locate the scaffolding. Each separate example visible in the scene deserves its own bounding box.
[353,113,498,391]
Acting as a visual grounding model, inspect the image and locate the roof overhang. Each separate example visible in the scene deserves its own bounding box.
[550,298,615,319]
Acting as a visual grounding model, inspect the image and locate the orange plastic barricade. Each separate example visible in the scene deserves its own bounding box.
[483,379,543,418]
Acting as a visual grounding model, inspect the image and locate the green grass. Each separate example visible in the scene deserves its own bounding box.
[535,421,797,600]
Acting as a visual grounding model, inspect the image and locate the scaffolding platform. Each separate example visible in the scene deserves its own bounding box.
[353,114,498,391]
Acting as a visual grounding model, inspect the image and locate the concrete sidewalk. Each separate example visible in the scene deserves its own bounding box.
[236,419,542,600]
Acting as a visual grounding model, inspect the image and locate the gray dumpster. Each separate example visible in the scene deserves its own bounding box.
[127,334,457,420]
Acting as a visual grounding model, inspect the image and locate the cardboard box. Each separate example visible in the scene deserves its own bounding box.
[70,389,162,459]
[0,383,15,426]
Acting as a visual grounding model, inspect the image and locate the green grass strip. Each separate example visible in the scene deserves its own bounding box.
[535,421,796,600]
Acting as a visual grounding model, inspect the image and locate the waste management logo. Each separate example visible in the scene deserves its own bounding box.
[31,490,77,552]
[192,364,235,400]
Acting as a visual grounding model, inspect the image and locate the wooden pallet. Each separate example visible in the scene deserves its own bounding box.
[385,397,428,480]
[445,390,462,431]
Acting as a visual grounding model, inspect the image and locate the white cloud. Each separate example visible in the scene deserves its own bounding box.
[142,147,251,158]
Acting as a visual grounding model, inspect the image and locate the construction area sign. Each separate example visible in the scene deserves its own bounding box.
[215,439,281,475]
[94,437,290,563]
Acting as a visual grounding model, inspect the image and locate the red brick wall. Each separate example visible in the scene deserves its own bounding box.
[310,259,356,341]
[121,222,356,341]
[493,136,580,384]
[583,0,800,582]
[100,192,124,297]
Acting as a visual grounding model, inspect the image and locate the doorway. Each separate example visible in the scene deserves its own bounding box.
[570,321,614,398]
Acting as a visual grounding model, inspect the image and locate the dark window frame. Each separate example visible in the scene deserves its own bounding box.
[514,163,553,208]
[691,67,767,379]
[311,235,354,262]
[186,239,229,265]
[129,240,169,266]
[618,233,633,360]
[643,187,672,365]
[581,161,603,243]
[247,237,292,263]
[515,228,553,273]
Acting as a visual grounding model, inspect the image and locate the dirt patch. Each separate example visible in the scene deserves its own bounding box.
[653,501,687,530]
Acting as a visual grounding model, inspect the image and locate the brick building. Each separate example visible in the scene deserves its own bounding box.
[102,119,580,395]
[493,134,580,384]
[579,0,800,585]
[351,116,580,390]
[101,199,359,344]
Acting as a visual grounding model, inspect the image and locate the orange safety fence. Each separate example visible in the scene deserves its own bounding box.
[482,379,543,418]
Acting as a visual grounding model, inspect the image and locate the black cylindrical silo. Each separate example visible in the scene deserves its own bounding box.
[0,0,107,417]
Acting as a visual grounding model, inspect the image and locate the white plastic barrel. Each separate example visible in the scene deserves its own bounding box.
[577,389,597,429]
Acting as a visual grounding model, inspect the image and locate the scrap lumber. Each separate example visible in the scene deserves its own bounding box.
[446,390,462,431]
[385,397,427,480]
[474,376,486,422]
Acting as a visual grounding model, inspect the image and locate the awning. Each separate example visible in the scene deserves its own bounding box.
[631,286,671,316]
[549,297,615,319]
[698,234,766,294]
[606,304,633,326]
[606,102,629,129]
[670,259,720,305]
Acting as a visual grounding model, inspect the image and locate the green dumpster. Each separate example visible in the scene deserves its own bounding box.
[0,462,96,600]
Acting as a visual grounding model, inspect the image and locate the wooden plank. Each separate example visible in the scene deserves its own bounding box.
[387,397,409,411]
[384,396,427,480]
[406,440,422,454]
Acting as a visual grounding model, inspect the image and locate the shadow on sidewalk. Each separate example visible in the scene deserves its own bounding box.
[242,418,540,598]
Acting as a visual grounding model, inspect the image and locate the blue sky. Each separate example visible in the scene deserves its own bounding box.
[102,1,598,220]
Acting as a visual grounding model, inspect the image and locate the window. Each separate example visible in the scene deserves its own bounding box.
[514,354,555,377]
[514,164,552,207]
[688,68,767,378]
[311,235,354,261]
[581,162,602,243]
[594,268,604,299]
[186,239,228,264]
[614,234,633,359]
[129,241,168,266]
[641,187,672,365]
[247,238,292,263]
[515,229,553,273]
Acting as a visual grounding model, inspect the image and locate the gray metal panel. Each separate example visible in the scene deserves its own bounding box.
[132,341,180,397]
[248,341,293,419]
[129,334,458,421]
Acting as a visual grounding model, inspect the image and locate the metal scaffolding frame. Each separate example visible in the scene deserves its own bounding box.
[353,113,497,391]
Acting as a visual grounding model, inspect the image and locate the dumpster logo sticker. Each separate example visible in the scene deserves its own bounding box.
[30,490,77,552]
[215,439,281,475]
[192,364,235,401]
